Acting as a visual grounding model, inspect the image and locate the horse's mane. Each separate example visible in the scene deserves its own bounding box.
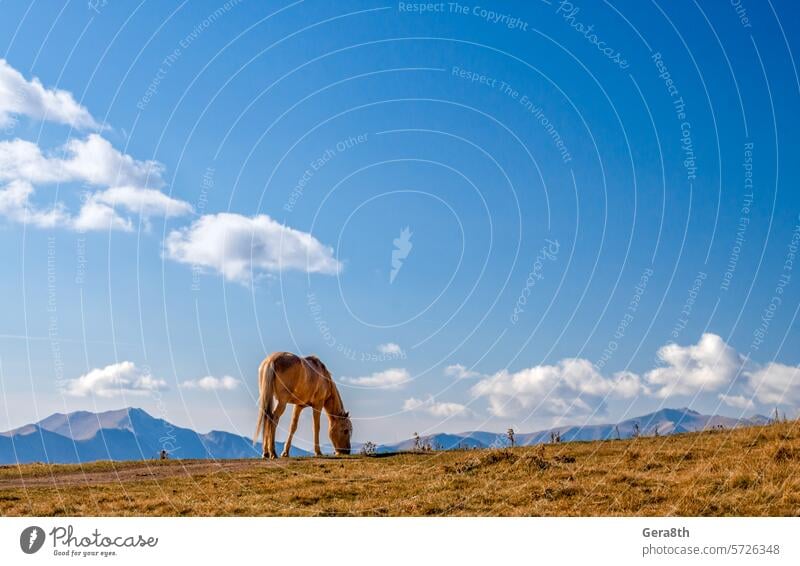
[305,355,328,374]
[306,355,347,418]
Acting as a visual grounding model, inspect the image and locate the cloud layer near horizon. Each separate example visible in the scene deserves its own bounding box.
[459,333,799,418]
[403,396,470,417]
[180,375,241,391]
[64,361,167,398]
[342,368,410,389]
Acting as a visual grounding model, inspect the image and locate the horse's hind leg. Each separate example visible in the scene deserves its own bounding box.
[261,415,272,460]
[264,417,275,459]
[280,404,303,457]
[268,400,287,459]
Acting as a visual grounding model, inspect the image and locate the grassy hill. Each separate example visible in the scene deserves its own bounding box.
[1,420,798,516]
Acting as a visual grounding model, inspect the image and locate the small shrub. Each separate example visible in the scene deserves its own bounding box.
[480,449,517,465]
[556,486,580,497]
[729,473,756,490]
[447,449,517,474]
[520,453,550,471]
[773,446,796,462]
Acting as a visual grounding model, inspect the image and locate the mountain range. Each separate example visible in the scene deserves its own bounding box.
[0,407,308,464]
[374,407,771,452]
[0,407,770,464]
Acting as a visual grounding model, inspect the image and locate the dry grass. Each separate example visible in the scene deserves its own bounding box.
[1,420,798,516]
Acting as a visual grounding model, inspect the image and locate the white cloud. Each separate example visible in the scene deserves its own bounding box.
[72,198,133,232]
[377,343,403,355]
[0,180,70,228]
[612,370,649,398]
[94,186,192,218]
[64,361,167,398]
[0,135,164,188]
[0,63,186,233]
[0,134,190,231]
[645,333,742,398]
[719,393,755,410]
[403,396,470,417]
[468,333,800,417]
[59,135,164,188]
[164,212,341,283]
[744,362,800,406]
[444,363,481,380]
[0,58,101,129]
[342,368,410,389]
[471,358,645,418]
[181,375,240,391]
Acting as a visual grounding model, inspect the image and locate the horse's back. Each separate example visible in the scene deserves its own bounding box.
[263,351,330,406]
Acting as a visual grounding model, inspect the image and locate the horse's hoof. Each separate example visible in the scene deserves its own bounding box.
[280,452,289,458]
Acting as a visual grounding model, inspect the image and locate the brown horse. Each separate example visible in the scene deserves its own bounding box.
[254,352,352,458]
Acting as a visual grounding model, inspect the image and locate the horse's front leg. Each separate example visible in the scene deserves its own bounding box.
[280,404,303,457]
[312,407,323,456]
[268,401,287,459]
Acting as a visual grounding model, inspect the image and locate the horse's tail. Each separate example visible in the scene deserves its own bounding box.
[254,357,275,444]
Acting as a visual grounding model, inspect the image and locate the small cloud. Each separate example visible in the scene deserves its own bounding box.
[94,186,193,218]
[444,364,481,380]
[403,396,470,417]
[64,361,167,398]
[181,375,240,391]
[377,342,403,355]
[718,393,755,410]
[0,58,102,129]
[744,362,800,406]
[164,212,341,283]
[342,368,410,389]
[72,198,133,232]
[645,333,742,398]
[0,180,71,228]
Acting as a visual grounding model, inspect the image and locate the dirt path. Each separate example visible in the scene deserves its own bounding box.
[0,459,274,489]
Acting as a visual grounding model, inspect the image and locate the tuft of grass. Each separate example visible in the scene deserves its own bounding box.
[479,449,517,466]
[519,453,550,471]
[773,446,796,461]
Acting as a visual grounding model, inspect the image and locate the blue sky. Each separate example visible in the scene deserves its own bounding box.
[1,0,799,447]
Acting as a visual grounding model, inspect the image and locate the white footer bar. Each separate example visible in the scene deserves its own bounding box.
[1,517,796,565]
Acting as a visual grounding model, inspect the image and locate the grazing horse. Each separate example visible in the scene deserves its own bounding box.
[254,352,352,459]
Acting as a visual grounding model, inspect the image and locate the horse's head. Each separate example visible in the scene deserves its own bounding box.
[329,412,352,455]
